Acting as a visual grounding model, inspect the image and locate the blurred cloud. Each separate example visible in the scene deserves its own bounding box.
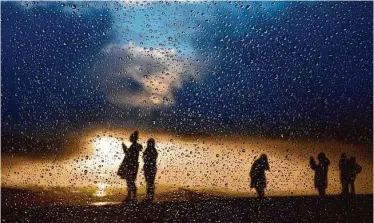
[94,42,200,109]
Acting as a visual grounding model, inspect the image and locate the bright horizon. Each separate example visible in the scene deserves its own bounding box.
[2,129,372,198]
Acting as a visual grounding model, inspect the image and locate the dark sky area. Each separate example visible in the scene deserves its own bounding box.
[1,1,373,155]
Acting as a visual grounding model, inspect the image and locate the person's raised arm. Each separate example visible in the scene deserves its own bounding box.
[356,163,362,174]
[264,158,269,171]
[122,143,128,154]
[339,159,343,171]
[310,156,316,170]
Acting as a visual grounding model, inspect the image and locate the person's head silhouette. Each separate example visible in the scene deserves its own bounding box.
[260,154,268,163]
[317,152,326,162]
[130,131,139,143]
[147,138,155,148]
[341,153,347,159]
[350,157,356,163]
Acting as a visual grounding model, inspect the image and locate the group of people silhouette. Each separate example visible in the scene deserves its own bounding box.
[117,131,362,202]
[310,152,362,197]
[338,153,362,196]
[250,152,362,198]
[117,131,158,203]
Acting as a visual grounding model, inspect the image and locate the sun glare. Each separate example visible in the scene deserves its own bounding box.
[93,137,122,165]
[96,182,107,197]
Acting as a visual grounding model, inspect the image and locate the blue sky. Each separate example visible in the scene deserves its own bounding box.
[1,1,373,155]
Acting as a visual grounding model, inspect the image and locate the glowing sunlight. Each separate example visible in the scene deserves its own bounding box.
[96,182,107,197]
[93,137,122,165]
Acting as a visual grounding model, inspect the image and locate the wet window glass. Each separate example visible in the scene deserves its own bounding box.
[1,1,373,222]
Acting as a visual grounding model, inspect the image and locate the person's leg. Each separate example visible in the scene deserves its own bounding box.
[341,178,348,195]
[125,180,132,201]
[260,189,265,198]
[126,174,136,202]
[144,176,151,201]
[149,175,155,201]
[343,180,349,195]
[318,188,325,197]
[347,181,350,194]
[256,188,264,198]
[351,180,355,195]
[133,168,138,201]
[255,188,260,198]
[130,180,137,201]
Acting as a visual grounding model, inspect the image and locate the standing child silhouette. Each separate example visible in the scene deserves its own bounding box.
[143,138,158,203]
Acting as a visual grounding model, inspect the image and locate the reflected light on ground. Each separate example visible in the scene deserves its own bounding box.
[91,202,121,206]
[96,182,107,197]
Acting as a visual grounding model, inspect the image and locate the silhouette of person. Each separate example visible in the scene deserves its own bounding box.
[347,157,362,195]
[117,143,129,179]
[250,154,269,198]
[339,153,349,195]
[143,138,158,202]
[310,152,330,197]
[117,131,142,202]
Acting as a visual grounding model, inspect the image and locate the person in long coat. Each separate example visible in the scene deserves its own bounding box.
[118,131,142,202]
[310,152,330,197]
[250,154,269,198]
[143,138,158,202]
[339,153,349,195]
[347,157,362,195]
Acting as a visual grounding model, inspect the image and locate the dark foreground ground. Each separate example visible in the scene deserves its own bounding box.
[2,195,373,223]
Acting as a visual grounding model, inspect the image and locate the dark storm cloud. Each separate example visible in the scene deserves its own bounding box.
[166,2,372,141]
[1,2,373,156]
[1,2,113,154]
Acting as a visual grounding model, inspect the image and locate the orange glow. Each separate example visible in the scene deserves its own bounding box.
[1,128,372,198]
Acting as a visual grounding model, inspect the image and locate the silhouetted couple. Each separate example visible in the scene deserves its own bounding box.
[310,152,362,197]
[117,131,158,203]
[250,154,269,198]
[339,153,362,195]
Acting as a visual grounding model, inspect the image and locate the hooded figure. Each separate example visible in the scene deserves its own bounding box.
[117,131,142,202]
[339,153,349,195]
[143,138,158,202]
[310,152,330,197]
[347,157,362,195]
[250,154,269,198]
